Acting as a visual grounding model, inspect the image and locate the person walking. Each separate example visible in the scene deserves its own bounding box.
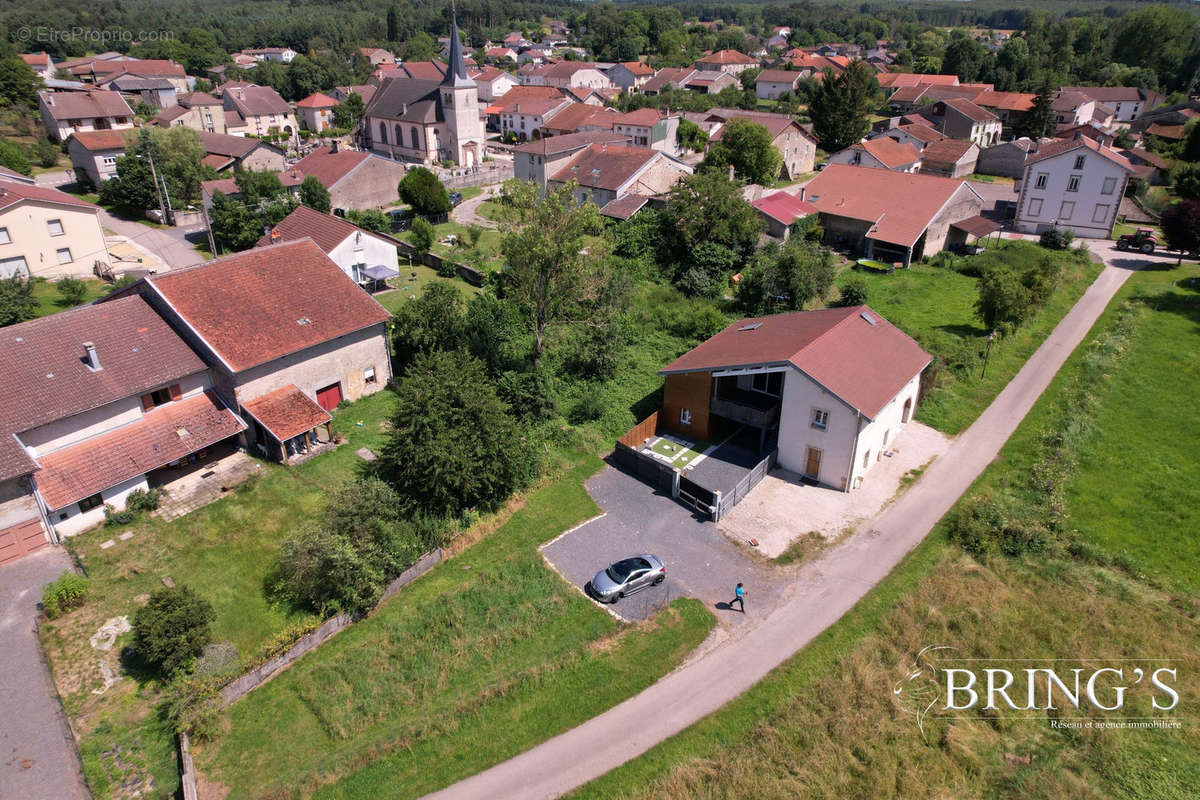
[731,582,745,613]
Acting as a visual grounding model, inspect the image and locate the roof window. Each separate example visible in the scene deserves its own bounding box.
[738,322,763,331]
[860,311,877,325]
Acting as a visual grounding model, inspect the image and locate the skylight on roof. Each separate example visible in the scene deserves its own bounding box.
[297,318,311,326]
[860,311,877,326]
[738,322,763,331]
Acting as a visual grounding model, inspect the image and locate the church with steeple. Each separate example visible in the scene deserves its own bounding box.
[361,15,485,167]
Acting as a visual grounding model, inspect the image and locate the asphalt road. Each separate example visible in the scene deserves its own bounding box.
[0,548,89,800]
[426,249,1144,800]
[541,465,785,622]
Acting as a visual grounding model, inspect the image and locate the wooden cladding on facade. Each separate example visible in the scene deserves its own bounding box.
[662,371,713,441]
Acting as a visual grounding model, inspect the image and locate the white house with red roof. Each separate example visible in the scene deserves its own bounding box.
[693,49,759,75]
[258,205,398,285]
[20,52,55,80]
[471,67,516,103]
[37,89,134,142]
[108,239,393,463]
[296,92,338,132]
[1014,134,1134,238]
[755,69,802,100]
[0,295,245,541]
[66,129,131,186]
[0,178,111,278]
[547,143,692,209]
[829,138,923,173]
[658,306,931,490]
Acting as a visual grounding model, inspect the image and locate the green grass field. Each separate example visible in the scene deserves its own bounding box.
[40,391,399,798]
[569,261,1200,800]
[839,243,1102,434]
[30,277,110,319]
[198,452,714,797]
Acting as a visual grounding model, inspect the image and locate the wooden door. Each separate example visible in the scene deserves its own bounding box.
[316,382,343,412]
[804,447,821,479]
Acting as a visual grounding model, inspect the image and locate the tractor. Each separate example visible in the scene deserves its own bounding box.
[1116,227,1157,254]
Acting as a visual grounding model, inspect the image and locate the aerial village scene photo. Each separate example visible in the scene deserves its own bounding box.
[0,0,1197,797]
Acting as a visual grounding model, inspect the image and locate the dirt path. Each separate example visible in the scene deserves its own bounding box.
[451,185,502,230]
[425,252,1144,800]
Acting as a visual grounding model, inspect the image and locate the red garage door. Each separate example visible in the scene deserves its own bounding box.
[0,518,49,566]
[316,382,343,412]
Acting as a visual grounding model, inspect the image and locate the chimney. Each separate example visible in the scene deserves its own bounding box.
[83,342,100,371]
[269,228,281,242]
[46,93,54,106]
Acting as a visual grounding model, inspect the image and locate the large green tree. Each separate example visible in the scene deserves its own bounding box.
[331,90,365,130]
[738,239,836,314]
[809,61,881,152]
[659,170,764,296]
[702,118,783,185]
[499,181,606,366]
[398,166,451,215]
[1015,81,1056,140]
[375,350,536,518]
[1111,5,1200,91]
[298,175,331,213]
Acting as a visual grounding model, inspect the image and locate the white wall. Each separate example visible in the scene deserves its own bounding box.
[777,368,920,491]
[1016,148,1129,237]
[326,233,398,282]
[50,473,148,536]
[21,370,210,454]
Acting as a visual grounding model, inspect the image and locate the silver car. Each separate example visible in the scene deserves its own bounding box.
[589,554,665,604]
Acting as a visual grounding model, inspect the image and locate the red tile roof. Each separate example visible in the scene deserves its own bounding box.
[297,92,338,108]
[893,123,945,144]
[878,73,959,88]
[975,91,1035,112]
[21,52,52,69]
[1024,135,1134,170]
[143,240,392,373]
[541,103,614,133]
[751,191,817,225]
[258,205,395,254]
[550,144,658,191]
[756,69,801,85]
[512,130,630,156]
[486,85,565,114]
[1146,123,1186,140]
[598,194,650,220]
[0,295,208,438]
[224,85,292,118]
[401,60,449,80]
[0,180,99,212]
[801,164,979,248]
[292,146,371,187]
[709,110,806,140]
[68,129,132,152]
[696,49,758,65]
[241,384,331,442]
[852,137,922,169]
[941,97,997,124]
[660,306,931,419]
[38,90,132,121]
[34,391,246,510]
[950,215,1002,238]
[611,108,665,127]
[619,61,655,76]
[919,138,977,164]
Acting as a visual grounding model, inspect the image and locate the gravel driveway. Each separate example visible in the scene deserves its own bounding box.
[541,464,786,622]
[0,548,89,800]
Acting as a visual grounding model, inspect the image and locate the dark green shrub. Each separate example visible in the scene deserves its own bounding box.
[124,487,165,513]
[103,505,137,527]
[33,138,59,168]
[398,166,451,215]
[164,675,223,740]
[835,277,869,307]
[946,492,1007,557]
[563,321,623,380]
[55,277,87,306]
[570,392,606,424]
[42,571,89,619]
[1038,226,1074,250]
[497,369,556,422]
[132,584,215,676]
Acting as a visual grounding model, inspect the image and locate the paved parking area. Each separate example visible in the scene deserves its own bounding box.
[542,464,786,622]
[718,422,952,557]
[0,548,89,800]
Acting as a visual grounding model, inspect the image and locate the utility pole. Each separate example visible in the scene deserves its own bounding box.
[198,200,218,258]
[159,173,174,226]
[145,152,167,225]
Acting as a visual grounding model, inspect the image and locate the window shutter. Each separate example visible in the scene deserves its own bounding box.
[141,393,154,411]
[168,384,182,401]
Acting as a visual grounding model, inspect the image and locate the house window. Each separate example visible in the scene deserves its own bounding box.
[1101,176,1117,195]
[1092,204,1110,224]
[1066,175,1081,192]
[811,408,829,430]
[1059,201,1075,220]
[1034,173,1048,189]
[47,219,64,236]
[1028,198,1043,217]
[1074,155,1085,170]
[364,366,377,384]
[102,155,117,167]
[78,493,103,512]
[0,256,28,277]
[141,384,181,410]
[863,449,872,468]
[56,247,73,264]
[0,227,9,244]
[679,408,692,426]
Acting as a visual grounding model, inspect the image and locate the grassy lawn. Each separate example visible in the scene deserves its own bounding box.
[968,172,1015,185]
[30,276,110,319]
[40,391,400,798]
[570,261,1200,800]
[198,451,715,798]
[836,242,1103,434]
[374,266,481,310]
[1112,222,1161,241]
